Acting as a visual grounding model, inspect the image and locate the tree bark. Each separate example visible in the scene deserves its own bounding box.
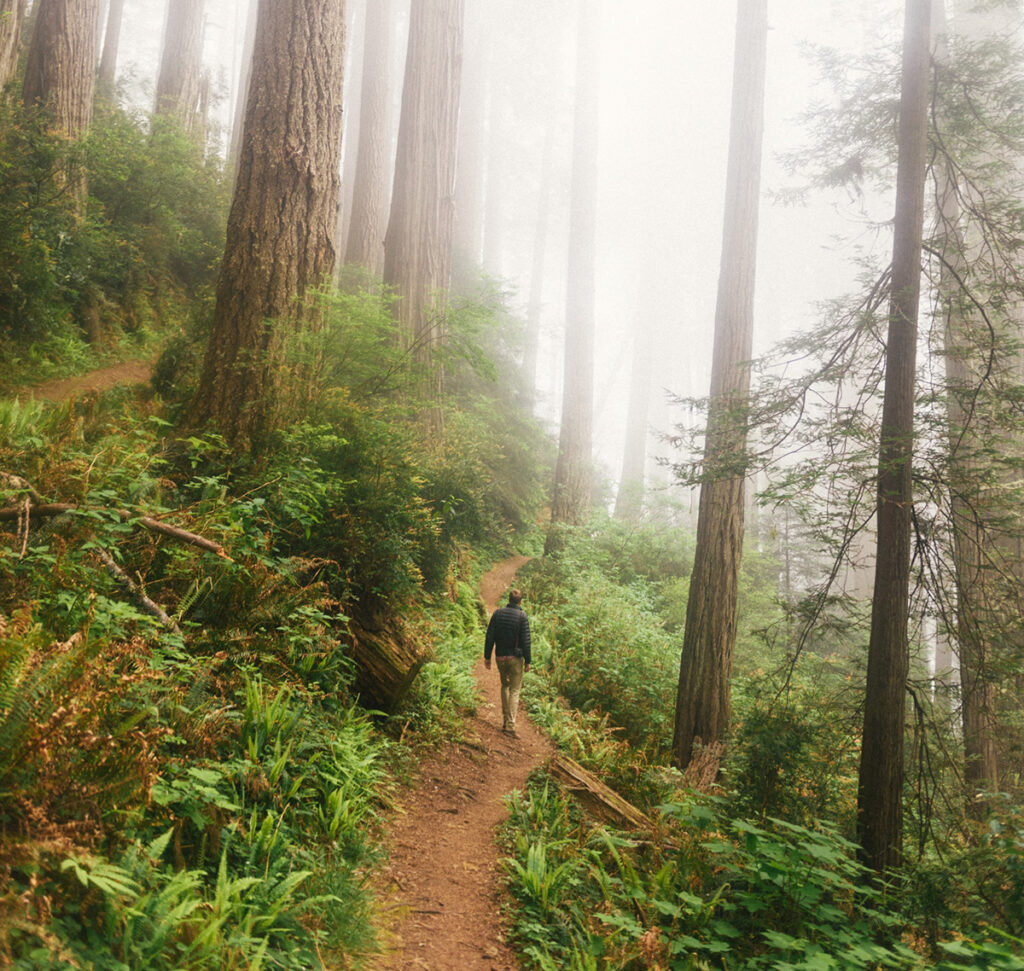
[154,0,204,136]
[546,0,600,545]
[22,0,97,207]
[95,0,122,97]
[189,0,346,452]
[857,0,931,877]
[0,0,27,91]
[672,0,767,768]
[344,0,392,275]
[383,0,464,397]
[23,0,97,137]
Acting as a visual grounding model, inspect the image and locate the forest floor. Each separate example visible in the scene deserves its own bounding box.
[369,554,553,971]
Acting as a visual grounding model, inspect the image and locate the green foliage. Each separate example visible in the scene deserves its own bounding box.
[0,103,83,342]
[0,98,227,386]
[725,677,859,829]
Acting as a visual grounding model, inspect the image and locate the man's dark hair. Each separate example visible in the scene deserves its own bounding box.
[508,588,522,606]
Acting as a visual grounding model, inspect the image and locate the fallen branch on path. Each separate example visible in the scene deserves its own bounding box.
[547,755,652,830]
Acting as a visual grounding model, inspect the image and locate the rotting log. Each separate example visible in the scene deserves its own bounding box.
[348,610,431,711]
[547,755,652,830]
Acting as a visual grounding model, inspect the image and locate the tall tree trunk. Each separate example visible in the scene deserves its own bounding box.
[523,120,555,405]
[383,0,464,399]
[336,0,362,260]
[615,322,653,522]
[95,0,121,97]
[227,0,256,180]
[482,70,504,277]
[452,0,486,279]
[857,0,931,877]
[22,0,98,203]
[344,0,392,275]
[23,0,97,135]
[546,0,600,546]
[671,0,767,769]
[154,0,204,136]
[0,0,27,91]
[189,0,346,453]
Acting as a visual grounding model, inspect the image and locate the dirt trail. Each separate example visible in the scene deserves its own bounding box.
[17,359,153,402]
[370,554,551,971]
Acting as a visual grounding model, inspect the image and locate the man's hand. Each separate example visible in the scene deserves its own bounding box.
[525,663,530,673]
[484,658,491,670]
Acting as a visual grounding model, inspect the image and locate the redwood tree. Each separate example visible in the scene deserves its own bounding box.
[22,0,98,204]
[95,0,123,96]
[189,0,346,451]
[0,0,27,91]
[154,0,204,136]
[344,0,393,275]
[672,0,767,769]
[546,0,600,545]
[857,0,931,876]
[23,0,97,136]
[383,0,464,391]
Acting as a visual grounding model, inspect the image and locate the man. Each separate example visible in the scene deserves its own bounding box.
[484,588,531,736]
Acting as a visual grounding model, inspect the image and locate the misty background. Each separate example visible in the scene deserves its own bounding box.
[109,0,905,495]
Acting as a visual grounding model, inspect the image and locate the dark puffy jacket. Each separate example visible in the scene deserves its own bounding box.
[484,605,531,665]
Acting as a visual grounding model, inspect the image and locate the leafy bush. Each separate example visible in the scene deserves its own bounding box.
[724,676,859,829]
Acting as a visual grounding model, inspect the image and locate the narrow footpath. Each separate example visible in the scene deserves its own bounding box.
[17,359,154,401]
[370,554,553,971]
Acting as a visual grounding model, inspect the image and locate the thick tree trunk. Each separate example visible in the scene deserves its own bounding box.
[546,0,600,544]
[857,0,931,877]
[344,0,392,275]
[0,0,27,91]
[23,0,97,136]
[383,0,464,398]
[189,0,346,452]
[672,0,766,769]
[154,0,204,136]
[22,0,97,208]
[95,0,122,96]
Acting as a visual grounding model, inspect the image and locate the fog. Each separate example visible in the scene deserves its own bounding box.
[110,0,911,494]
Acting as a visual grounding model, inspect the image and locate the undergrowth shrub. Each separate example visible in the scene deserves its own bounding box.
[724,676,860,829]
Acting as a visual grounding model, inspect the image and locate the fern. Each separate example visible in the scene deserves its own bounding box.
[0,624,94,793]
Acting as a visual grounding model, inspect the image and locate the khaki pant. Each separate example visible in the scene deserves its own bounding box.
[495,655,525,732]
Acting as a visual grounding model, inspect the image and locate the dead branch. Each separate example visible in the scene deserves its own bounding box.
[0,503,230,558]
[0,472,44,505]
[95,547,181,632]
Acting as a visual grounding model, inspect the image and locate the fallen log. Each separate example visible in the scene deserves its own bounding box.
[547,755,652,830]
[348,610,432,711]
[0,504,230,557]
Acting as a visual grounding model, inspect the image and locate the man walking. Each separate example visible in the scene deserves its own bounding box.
[484,588,531,736]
